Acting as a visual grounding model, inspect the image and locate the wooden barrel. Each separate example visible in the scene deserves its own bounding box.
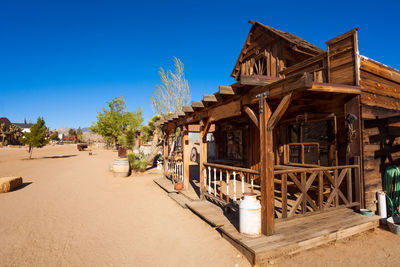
[113,158,130,177]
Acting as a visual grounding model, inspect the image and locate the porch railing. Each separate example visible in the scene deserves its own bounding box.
[203,162,260,205]
[274,163,360,219]
[164,156,183,184]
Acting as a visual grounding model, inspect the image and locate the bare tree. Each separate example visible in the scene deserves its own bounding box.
[150,57,190,115]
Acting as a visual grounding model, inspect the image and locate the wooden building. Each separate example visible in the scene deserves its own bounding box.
[158,21,398,263]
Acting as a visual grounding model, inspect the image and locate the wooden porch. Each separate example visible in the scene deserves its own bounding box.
[154,174,379,266]
[187,201,379,266]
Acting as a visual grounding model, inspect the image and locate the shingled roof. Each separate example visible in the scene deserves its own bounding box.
[249,21,324,55]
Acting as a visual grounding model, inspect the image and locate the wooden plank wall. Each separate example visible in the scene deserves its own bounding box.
[360,56,400,211]
[326,29,358,86]
[239,26,286,78]
[280,53,327,83]
[240,42,283,77]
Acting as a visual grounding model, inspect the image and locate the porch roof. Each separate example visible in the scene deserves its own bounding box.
[159,74,361,129]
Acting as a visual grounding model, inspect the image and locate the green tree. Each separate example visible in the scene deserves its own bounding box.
[140,115,163,166]
[49,131,59,141]
[140,115,161,142]
[76,127,84,142]
[19,117,49,159]
[68,128,77,137]
[118,126,136,151]
[150,57,190,115]
[90,96,143,145]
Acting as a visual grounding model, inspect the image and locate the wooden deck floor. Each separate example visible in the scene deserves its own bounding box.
[155,176,379,266]
[153,177,199,201]
[186,201,379,266]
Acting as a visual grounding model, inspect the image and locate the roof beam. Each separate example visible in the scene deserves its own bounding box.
[182,106,194,113]
[243,105,259,128]
[203,94,218,104]
[308,83,361,94]
[176,110,185,117]
[267,93,293,131]
[240,75,282,86]
[192,101,205,109]
[249,72,313,99]
[219,86,235,95]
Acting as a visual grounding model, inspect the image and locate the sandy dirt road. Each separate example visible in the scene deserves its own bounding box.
[1,145,400,267]
[0,145,250,267]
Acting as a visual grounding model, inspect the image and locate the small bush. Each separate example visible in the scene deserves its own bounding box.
[127,152,148,172]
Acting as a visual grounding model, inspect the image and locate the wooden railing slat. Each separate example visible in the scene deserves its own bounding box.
[274,164,359,175]
[282,174,287,218]
[318,170,323,210]
[301,172,306,214]
[204,162,260,175]
[347,168,352,203]
[275,164,359,218]
[334,169,339,207]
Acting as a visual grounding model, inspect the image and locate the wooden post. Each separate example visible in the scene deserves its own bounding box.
[301,172,306,214]
[163,131,169,177]
[199,118,208,200]
[260,95,275,235]
[281,173,287,218]
[354,156,361,207]
[183,124,190,190]
[318,171,323,210]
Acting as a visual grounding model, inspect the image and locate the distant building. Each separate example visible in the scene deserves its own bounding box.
[12,122,34,133]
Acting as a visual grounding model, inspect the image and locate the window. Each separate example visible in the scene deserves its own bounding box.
[254,56,268,75]
[225,130,243,160]
[287,119,336,166]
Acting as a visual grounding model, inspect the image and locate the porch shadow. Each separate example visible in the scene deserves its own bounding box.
[189,164,201,198]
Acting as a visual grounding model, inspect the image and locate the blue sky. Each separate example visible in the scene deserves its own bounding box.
[1,0,399,129]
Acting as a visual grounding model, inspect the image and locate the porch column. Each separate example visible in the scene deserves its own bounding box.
[163,131,169,176]
[183,124,190,190]
[199,119,207,200]
[260,96,275,235]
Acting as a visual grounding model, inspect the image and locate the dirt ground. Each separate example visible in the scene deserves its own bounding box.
[1,145,400,267]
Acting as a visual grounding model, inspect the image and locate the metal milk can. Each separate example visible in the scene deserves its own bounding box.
[239,192,261,236]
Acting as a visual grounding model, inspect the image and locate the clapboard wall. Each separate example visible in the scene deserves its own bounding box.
[360,56,400,211]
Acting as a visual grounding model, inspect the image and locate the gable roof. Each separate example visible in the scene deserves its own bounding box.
[13,122,34,129]
[231,21,325,78]
[251,21,324,55]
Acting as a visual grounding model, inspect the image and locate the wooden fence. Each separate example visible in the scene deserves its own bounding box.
[164,156,183,184]
[274,163,361,219]
[203,162,260,205]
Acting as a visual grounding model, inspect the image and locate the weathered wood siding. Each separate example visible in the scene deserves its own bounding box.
[360,57,400,211]
[326,29,359,86]
[236,26,311,79]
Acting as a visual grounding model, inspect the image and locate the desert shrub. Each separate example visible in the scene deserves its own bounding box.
[127,152,148,172]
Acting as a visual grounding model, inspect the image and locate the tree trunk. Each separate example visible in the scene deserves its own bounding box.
[29,145,33,159]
